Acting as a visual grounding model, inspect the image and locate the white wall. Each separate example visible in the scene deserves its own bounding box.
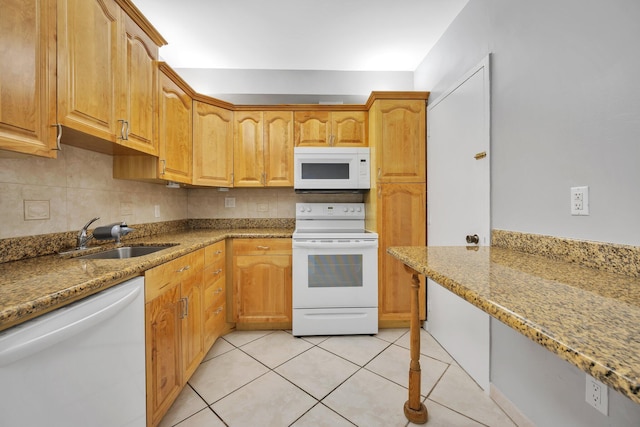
[415,0,640,424]
[415,0,640,246]
[174,68,415,105]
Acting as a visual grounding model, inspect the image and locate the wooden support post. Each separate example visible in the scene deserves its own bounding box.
[403,266,428,424]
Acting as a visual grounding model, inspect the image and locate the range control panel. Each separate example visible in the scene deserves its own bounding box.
[296,203,365,219]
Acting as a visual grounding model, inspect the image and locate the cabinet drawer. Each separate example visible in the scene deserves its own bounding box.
[145,250,204,301]
[204,240,225,264]
[204,277,225,308]
[232,238,291,255]
[204,258,225,286]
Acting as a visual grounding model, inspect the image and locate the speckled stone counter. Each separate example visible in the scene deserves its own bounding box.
[387,246,640,405]
[0,227,293,332]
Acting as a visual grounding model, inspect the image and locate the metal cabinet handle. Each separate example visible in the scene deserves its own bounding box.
[214,287,223,294]
[180,297,189,318]
[256,245,270,250]
[176,265,190,273]
[51,124,62,151]
[118,119,126,140]
[215,306,224,315]
[214,250,222,255]
[212,268,223,276]
[377,168,381,179]
[161,159,166,175]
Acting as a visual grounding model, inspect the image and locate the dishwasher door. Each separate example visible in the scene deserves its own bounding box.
[0,277,146,427]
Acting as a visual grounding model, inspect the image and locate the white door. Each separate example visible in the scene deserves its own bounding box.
[426,55,491,391]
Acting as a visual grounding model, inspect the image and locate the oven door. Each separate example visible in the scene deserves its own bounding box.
[292,238,378,308]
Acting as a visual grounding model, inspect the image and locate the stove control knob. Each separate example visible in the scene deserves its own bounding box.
[350,207,355,212]
[356,206,362,212]
[299,206,305,213]
[306,207,312,212]
[343,207,348,212]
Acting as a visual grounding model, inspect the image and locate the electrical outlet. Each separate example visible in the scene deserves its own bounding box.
[571,186,589,216]
[225,197,235,208]
[585,374,608,415]
[154,205,160,218]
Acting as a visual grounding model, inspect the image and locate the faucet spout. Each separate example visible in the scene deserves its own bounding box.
[77,217,100,249]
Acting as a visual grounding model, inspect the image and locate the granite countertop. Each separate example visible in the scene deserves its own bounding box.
[387,246,640,405]
[0,228,292,333]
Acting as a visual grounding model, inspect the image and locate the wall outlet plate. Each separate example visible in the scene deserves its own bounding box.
[585,374,608,415]
[571,186,589,216]
[225,197,236,208]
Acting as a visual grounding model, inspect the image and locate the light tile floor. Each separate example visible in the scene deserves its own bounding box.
[159,328,519,427]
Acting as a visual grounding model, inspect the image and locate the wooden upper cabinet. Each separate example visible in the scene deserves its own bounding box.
[57,0,121,141]
[331,111,367,146]
[193,102,234,187]
[264,111,294,187]
[158,68,192,184]
[120,13,158,155]
[57,0,164,154]
[0,0,57,158]
[234,111,293,187]
[369,99,425,182]
[294,111,330,146]
[294,111,367,147]
[233,111,264,187]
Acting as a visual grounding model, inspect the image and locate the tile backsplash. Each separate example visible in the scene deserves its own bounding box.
[0,145,362,239]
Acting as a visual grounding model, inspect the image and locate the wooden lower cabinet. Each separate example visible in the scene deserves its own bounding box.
[144,249,204,427]
[373,183,427,326]
[203,240,227,349]
[232,238,292,329]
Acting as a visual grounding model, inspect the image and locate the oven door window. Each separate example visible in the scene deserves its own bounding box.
[308,254,362,288]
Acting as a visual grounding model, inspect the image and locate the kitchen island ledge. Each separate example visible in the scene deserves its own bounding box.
[387,245,640,406]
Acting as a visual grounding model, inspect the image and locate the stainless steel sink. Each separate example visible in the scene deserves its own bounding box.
[77,245,174,260]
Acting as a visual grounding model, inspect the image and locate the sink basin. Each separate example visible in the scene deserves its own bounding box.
[77,245,174,260]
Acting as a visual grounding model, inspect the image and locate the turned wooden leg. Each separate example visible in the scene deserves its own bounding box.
[404,267,428,424]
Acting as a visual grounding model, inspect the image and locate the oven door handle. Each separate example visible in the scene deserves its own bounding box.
[292,240,378,249]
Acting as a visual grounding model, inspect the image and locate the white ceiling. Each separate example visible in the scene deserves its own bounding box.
[131,0,469,72]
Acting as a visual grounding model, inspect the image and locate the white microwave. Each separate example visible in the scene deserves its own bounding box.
[294,147,371,191]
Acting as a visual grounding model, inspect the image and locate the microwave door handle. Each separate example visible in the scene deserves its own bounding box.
[292,240,378,249]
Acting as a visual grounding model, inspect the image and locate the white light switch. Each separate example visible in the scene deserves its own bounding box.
[154,205,161,218]
[570,186,589,216]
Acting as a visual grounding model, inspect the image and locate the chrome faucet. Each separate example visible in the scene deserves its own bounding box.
[77,217,100,250]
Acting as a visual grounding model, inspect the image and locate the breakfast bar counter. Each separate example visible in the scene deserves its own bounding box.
[387,245,640,406]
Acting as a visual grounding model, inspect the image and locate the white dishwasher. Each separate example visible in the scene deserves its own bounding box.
[0,276,146,427]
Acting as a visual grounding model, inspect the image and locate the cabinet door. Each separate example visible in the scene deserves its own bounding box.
[234,254,292,324]
[331,111,367,147]
[373,100,425,182]
[0,0,57,158]
[120,13,158,155]
[193,102,233,186]
[264,111,294,187]
[294,111,330,146]
[145,284,181,427]
[233,111,264,187]
[378,183,426,323]
[158,70,192,183]
[57,0,121,141]
[181,268,204,380]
